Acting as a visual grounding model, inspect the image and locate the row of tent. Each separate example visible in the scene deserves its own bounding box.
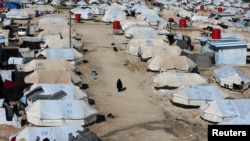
[109,1,250,125]
[0,14,101,140]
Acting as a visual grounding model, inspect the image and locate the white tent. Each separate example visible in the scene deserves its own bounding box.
[6,9,32,19]
[36,48,84,65]
[25,100,98,126]
[102,9,127,23]
[124,25,157,38]
[170,85,229,106]
[213,65,250,91]
[200,99,250,123]
[126,36,166,55]
[40,36,84,52]
[119,19,149,31]
[147,55,197,72]
[70,7,95,20]
[153,72,207,89]
[9,125,84,141]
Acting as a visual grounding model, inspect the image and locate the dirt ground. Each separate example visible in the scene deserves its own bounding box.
[1,6,250,141]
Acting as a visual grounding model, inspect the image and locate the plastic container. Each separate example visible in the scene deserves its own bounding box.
[218,7,223,13]
[168,18,174,22]
[211,28,221,39]
[74,14,81,22]
[179,18,187,27]
[113,21,120,30]
[200,5,204,10]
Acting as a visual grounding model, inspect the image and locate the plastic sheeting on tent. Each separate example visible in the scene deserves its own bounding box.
[25,100,98,126]
[213,65,250,91]
[153,72,207,89]
[200,99,250,123]
[23,83,88,104]
[3,2,21,9]
[170,85,229,106]
[147,55,197,72]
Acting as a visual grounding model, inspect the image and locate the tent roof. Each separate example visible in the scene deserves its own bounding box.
[147,55,195,72]
[153,72,207,88]
[20,59,75,72]
[24,70,72,84]
[213,65,250,83]
[9,125,84,141]
[200,99,250,123]
[170,85,229,106]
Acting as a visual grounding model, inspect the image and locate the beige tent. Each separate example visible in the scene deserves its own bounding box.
[153,72,207,89]
[147,55,197,72]
[126,37,168,56]
[140,45,182,60]
[19,59,75,72]
[24,70,72,84]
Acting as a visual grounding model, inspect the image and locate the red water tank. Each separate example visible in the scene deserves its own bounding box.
[179,18,187,27]
[211,28,221,39]
[75,14,81,22]
[200,5,204,10]
[113,21,120,30]
[168,18,174,22]
[218,7,223,13]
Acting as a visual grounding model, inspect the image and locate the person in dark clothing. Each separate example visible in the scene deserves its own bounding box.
[116,79,123,92]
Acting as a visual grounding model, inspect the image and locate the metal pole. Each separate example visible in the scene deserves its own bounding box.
[69,10,72,48]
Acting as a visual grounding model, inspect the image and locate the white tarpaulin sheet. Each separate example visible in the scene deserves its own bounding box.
[26,100,98,126]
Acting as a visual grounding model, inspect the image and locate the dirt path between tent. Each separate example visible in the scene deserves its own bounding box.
[73,19,210,141]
